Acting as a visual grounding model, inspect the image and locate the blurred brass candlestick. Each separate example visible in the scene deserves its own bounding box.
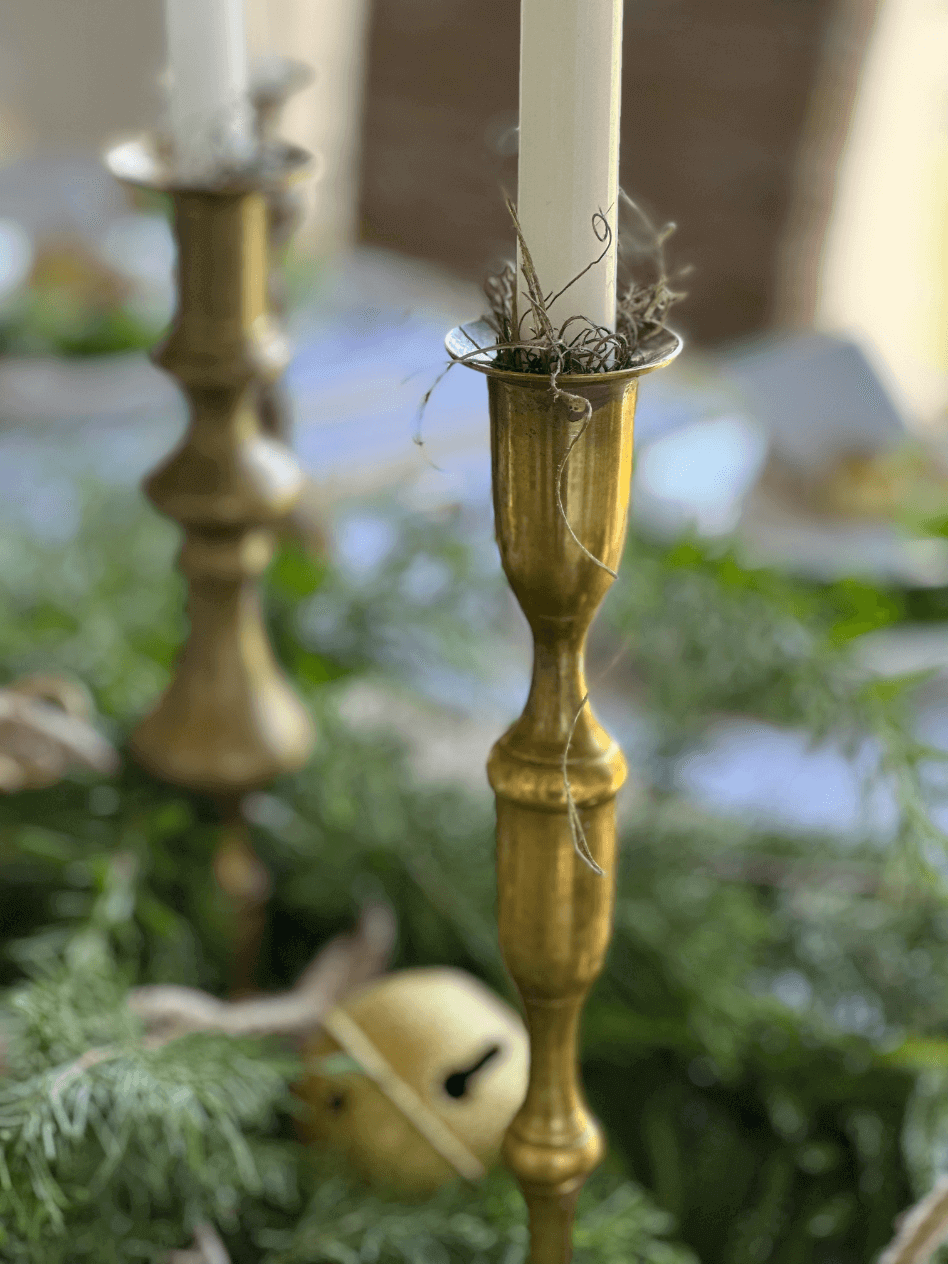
[250,56,315,446]
[106,139,316,987]
[448,322,681,1263]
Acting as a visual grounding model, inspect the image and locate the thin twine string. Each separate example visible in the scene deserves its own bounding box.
[562,637,635,877]
[562,691,601,874]
[879,1176,948,1264]
[554,406,618,581]
[322,1007,485,1183]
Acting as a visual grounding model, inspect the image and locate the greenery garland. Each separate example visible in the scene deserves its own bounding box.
[2,487,948,1262]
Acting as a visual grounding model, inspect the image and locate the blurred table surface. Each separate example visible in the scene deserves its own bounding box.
[1,245,946,846]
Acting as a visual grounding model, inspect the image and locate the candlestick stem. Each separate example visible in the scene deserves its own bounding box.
[214,796,272,997]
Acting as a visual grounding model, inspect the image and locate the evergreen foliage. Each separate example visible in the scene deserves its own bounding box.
[0,953,297,1262]
[601,532,947,875]
[2,489,948,1262]
[253,1163,695,1264]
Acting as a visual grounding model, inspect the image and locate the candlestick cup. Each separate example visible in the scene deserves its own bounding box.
[448,321,681,1264]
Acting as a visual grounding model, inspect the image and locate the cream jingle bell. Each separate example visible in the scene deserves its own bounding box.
[126,911,527,1195]
[298,967,529,1195]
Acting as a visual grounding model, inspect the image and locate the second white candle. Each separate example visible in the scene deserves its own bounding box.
[164,0,252,176]
[516,0,624,336]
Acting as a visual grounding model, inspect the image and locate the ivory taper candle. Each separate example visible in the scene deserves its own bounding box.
[164,0,252,175]
[517,0,624,335]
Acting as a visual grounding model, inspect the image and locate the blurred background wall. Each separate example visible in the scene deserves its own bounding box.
[0,1,164,158]
[0,0,944,423]
[356,0,946,426]
[805,0,948,429]
[246,0,372,254]
[358,0,869,345]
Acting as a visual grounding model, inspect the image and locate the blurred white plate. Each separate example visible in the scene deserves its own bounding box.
[634,413,769,538]
[0,217,32,306]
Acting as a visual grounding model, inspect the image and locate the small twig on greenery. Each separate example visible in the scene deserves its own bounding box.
[703,852,944,899]
[129,901,396,1042]
[880,1177,948,1264]
[49,1034,163,1098]
[0,675,118,793]
[169,1222,232,1264]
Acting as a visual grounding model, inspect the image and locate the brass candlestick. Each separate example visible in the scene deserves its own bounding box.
[448,321,682,1264]
[250,56,315,447]
[106,138,317,988]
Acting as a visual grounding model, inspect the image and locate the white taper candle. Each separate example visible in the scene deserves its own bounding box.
[164,0,252,176]
[517,0,624,336]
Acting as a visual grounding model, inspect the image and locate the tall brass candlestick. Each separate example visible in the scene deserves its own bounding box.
[106,138,316,986]
[448,321,681,1264]
[250,56,315,447]
[248,57,328,557]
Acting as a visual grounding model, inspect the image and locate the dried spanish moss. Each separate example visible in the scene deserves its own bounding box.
[480,191,686,377]
[441,193,687,561]
[459,192,687,590]
[419,192,684,451]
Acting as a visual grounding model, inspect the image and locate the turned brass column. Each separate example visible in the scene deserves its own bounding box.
[448,322,681,1263]
[106,140,316,987]
[250,56,314,447]
[106,138,314,791]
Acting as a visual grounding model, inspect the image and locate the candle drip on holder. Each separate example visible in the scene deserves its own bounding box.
[162,0,254,183]
[158,99,258,186]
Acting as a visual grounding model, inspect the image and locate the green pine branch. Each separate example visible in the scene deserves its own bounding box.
[3,485,948,1263]
[0,955,297,1260]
